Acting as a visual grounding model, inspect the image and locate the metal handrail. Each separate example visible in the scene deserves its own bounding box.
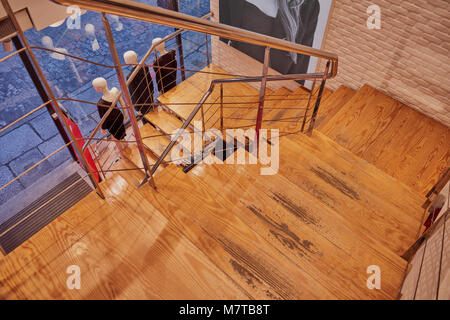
[151,71,328,174]
[52,0,338,78]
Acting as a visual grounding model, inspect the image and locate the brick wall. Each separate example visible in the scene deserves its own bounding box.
[210,0,450,126]
[318,0,450,126]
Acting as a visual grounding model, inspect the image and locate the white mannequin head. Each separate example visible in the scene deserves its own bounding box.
[41,36,54,49]
[92,77,118,102]
[124,50,138,65]
[85,23,95,36]
[92,77,107,93]
[152,37,167,55]
[41,35,66,60]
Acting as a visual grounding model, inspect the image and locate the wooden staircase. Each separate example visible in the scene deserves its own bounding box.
[135,65,448,197]
[2,64,448,299]
[117,64,446,299]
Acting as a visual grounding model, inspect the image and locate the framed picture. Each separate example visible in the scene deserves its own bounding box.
[219,0,333,88]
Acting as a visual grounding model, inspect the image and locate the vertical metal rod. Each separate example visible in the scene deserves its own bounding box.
[118,96,129,122]
[90,144,105,182]
[255,47,270,145]
[307,61,330,136]
[205,33,210,66]
[1,0,105,199]
[155,51,164,94]
[101,13,156,189]
[201,102,206,133]
[301,79,316,133]
[172,0,186,81]
[220,83,224,132]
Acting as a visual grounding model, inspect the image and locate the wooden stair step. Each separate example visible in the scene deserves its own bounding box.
[189,159,402,299]
[277,136,421,256]
[140,123,172,162]
[320,84,450,195]
[144,107,190,137]
[260,87,311,131]
[316,85,356,130]
[286,130,425,210]
[141,159,337,299]
[158,64,261,131]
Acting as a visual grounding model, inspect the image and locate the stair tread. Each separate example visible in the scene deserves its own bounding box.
[320,84,450,195]
[140,123,172,161]
[286,130,425,209]
[144,107,191,137]
[189,160,404,298]
[316,85,356,130]
[158,64,260,131]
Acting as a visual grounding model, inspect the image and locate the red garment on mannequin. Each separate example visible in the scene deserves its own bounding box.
[64,114,99,182]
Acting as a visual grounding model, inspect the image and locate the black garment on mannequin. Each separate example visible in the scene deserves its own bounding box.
[154,49,177,93]
[127,65,155,115]
[97,98,126,140]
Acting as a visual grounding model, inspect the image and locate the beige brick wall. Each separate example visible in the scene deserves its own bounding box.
[210,0,450,126]
[319,0,450,126]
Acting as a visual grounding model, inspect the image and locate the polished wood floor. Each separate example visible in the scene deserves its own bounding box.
[1,65,446,299]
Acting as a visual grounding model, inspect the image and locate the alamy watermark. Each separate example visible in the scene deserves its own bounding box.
[367,4,381,30]
[66,265,81,290]
[366,265,381,290]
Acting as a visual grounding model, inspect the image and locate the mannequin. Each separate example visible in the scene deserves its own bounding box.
[85,23,100,51]
[152,37,177,94]
[41,35,82,83]
[124,50,155,115]
[93,77,126,151]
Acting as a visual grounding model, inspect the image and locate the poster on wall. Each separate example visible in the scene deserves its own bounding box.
[219,0,333,88]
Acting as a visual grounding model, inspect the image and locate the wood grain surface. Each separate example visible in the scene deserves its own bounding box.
[0,65,442,300]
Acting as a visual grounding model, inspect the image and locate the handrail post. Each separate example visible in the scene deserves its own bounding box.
[301,79,316,133]
[201,102,206,133]
[172,0,186,81]
[255,47,270,145]
[1,0,105,199]
[220,83,224,132]
[90,144,106,181]
[307,61,330,136]
[101,13,156,190]
[205,33,210,66]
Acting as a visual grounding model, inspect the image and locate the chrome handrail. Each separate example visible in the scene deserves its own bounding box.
[52,0,338,78]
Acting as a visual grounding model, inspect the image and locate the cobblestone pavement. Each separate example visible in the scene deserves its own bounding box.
[0,0,210,205]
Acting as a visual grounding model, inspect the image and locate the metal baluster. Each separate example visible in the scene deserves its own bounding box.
[301,79,316,133]
[0,0,105,199]
[205,33,210,66]
[89,144,106,181]
[307,61,330,135]
[201,102,206,133]
[220,83,224,132]
[101,13,156,189]
[255,47,270,145]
